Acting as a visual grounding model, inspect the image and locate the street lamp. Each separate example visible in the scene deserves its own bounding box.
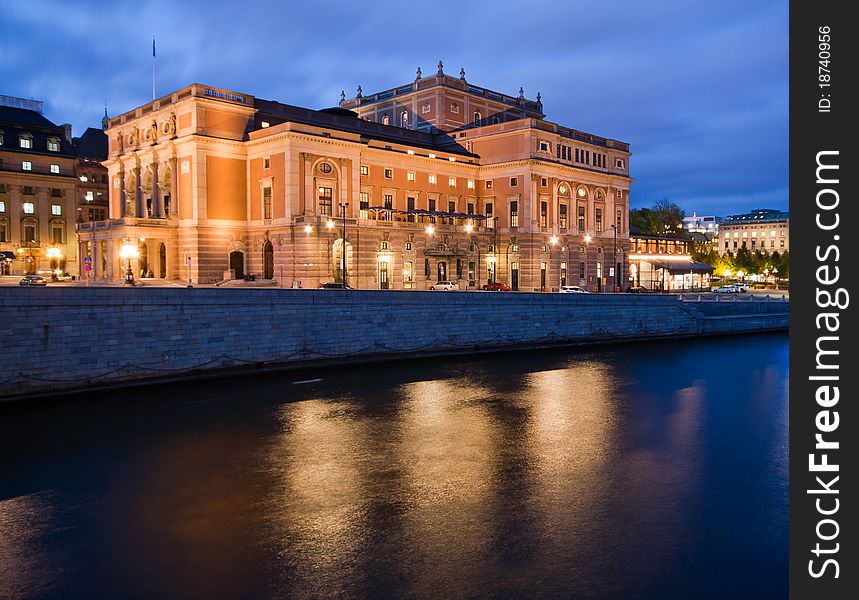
[610,224,618,293]
[119,241,139,285]
[339,202,349,286]
[46,247,62,281]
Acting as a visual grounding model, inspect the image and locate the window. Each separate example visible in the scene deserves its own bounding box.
[448,200,456,215]
[23,202,35,214]
[360,192,369,218]
[468,261,476,285]
[0,219,6,243]
[264,186,274,219]
[616,209,622,230]
[422,103,431,114]
[401,111,409,127]
[85,191,94,201]
[467,202,474,215]
[492,116,500,124]
[51,188,62,197]
[360,165,369,176]
[511,244,519,253]
[467,179,474,189]
[560,204,568,229]
[23,221,37,243]
[23,186,33,195]
[450,103,459,114]
[540,201,548,228]
[384,168,393,179]
[19,134,32,149]
[510,201,519,228]
[45,137,60,152]
[0,130,3,145]
[51,204,62,216]
[539,141,550,153]
[51,221,65,244]
[540,177,548,187]
[510,177,518,187]
[407,171,415,182]
[448,177,456,187]
[578,206,586,232]
[382,115,390,126]
[383,194,393,220]
[407,197,415,221]
[0,201,5,213]
[596,209,603,232]
[486,202,494,228]
[50,164,60,174]
[427,198,436,222]
[263,156,270,169]
[616,159,625,169]
[485,180,493,189]
[22,161,32,171]
[404,261,413,282]
[425,258,430,277]
[405,241,413,251]
[429,174,437,185]
[473,112,481,127]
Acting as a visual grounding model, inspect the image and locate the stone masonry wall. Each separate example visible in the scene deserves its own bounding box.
[0,289,788,399]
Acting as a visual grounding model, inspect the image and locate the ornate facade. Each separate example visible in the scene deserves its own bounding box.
[77,67,633,290]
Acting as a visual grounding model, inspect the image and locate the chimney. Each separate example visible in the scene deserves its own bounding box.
[62,123,73,144]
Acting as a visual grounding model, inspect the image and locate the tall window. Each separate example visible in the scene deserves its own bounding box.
[560,262,567,287]
[407,171,416,182]
[560,204,568,229]
[360,192,369,219]
[317,187,331,216]
[485,202,494,228]
[616,209,623,230]
[468,262,476,285]
[51,221,65,244]
[401,110,409,127]
[596,208,603,232]
[263,187,273,219]
[473,112,481,127]
[429,174,437,185]
[407,197,415,222]
[578,206,586,232]
[509,201,519,228]
[360,165,368,176]
[23,220,37,243]
[448,200,456,214]
[0,219,7,243]
[448,177,456,187]
[403,261,413,282]
[540,201,548,228]
[467,202,474,215]
[428,198,436,223]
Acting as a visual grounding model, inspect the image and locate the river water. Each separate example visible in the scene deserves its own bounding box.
[0,333,788,599]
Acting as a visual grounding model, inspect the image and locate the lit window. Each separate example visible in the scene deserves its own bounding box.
[450,103,459,114]
[510,201,519,227]
[51,221,65,244]
[261,121,270,128]
[429,153,436,159]
[407,149,414,155]
[0,201,5,212]
[52,204,62,215]
[264,187,273,219]
[85,191,94,201]
[23,202,35,214]
[22,161,32,171]
[317,187,332,217]
[47,138,60,152]
[407,171,416,182]
[467,180,474,189]
[51,164,60,174]
[401,111,409,127]
[485,180,493,190]
[421,104,431,114]
[428,174,437,184]
[448,177,456,187]
[19,134,33,149]
[79,175,88,182]
[264,156,270,169]
[360,165,369,176]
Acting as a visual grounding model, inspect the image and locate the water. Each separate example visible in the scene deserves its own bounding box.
[0,333,788,599]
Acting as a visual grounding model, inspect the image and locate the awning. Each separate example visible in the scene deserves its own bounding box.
[644,259,714,274]
[1,251,16,260]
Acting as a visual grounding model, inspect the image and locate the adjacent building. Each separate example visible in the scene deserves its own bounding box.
[714,208,788,256]
[77,65,633,290]
[0,99,78,276]
[628,228,713,291]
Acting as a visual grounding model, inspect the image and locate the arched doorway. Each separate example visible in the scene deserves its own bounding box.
[159,243,167,278]
[138,242,149,277]
[263,241,274,279]
[229,250,244,280]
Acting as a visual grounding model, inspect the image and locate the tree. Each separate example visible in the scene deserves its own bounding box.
[629,199,686,235]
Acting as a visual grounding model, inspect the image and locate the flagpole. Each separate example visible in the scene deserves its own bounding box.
[152,36,156,100]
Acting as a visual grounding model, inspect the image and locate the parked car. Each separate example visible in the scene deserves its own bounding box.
[482,282,511,291]
[19,275,48,287]
[733,283,749,292]
[560,285,588,293]
[429,280,459,291]
[713,284,738,293]
[319,282,353,290]
[627,285,650,293]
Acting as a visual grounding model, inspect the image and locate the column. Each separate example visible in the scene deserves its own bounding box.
[135,165,144,217]
[152,162,163,218]
[38,187,49,245]
[9,185,21,243]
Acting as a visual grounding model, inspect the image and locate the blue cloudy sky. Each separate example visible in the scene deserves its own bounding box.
[0,0,787,216]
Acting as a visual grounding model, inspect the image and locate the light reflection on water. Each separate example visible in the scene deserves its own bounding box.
[0,333,788,599]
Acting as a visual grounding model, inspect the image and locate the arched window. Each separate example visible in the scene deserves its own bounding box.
[473,112,481,127]
[22,217,38,243]
[382,115,390,126]
[401,110,409,127]
[595,189,604,202]
[0,217,8,243]
[491,116,500,125]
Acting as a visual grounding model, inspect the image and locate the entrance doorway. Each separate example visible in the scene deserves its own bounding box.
[511,262,519,291]
[229,251,244,280]
[263,241,274,279]
[379,261,389,289]
[437,261,447,282]
[159,243,166,278]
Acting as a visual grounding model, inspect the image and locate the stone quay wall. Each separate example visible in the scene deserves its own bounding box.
[0,288,788,399]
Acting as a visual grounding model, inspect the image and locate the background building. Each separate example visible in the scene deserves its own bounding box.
[628,227,713,291]
[78,68,633,290]
[683,212,722,235]
[714,208,788,256]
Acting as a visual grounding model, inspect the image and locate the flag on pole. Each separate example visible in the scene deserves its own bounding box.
[152,36,156,57]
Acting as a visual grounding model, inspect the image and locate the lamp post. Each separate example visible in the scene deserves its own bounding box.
[339,202,349,286]
[119,241,139,285]
[45,247,62,281]
[584,234,592,290]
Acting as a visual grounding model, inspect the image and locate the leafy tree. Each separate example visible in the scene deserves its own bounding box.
[630,199,686,235]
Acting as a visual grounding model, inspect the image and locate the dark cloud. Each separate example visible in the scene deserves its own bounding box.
[0,0,787,216]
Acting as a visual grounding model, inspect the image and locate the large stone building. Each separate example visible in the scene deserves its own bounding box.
[714,208,789,256]
[1,99,78,276]
[78,66,633,290]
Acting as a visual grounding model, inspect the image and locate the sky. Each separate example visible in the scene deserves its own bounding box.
[0,0,788,216]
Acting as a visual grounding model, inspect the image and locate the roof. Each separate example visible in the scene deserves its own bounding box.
[0,105,60,129]
[724,208,789,223]
[73,128,108,160]
[645,259,714,274]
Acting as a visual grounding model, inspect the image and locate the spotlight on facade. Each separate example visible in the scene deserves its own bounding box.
[304,224,312,234]
[465,224,473,233]
[584,234,592,244]
[425,225,435,235]
[550,236,558,245]
[326,220,334,229]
